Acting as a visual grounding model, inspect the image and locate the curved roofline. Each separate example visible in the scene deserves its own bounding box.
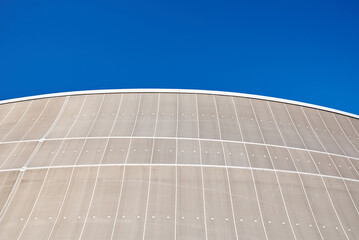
[0,89,358,119]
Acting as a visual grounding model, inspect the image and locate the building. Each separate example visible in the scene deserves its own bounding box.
[0,89,358,240]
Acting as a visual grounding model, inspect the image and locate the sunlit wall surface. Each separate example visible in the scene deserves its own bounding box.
[0,90,358,240]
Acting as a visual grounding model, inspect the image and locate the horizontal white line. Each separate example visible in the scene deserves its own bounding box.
[1,136,358,162]
[1,163,358,183]
[0,89,357,119]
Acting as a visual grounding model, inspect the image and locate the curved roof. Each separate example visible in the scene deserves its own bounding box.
[0,89,358,119]
[0,90,358,239]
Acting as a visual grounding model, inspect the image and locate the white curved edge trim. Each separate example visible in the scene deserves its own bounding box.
[0,88,358,119]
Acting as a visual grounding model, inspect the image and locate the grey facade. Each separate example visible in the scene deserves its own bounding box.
[0,89,358,239]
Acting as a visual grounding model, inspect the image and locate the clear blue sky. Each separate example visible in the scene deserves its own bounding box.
[1,0,358,115]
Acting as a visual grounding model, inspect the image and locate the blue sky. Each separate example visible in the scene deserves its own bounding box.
[1,0,358,115]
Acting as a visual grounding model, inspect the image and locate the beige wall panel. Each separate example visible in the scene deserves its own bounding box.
[76,139,108,165]
[80,166,124,240]
[349,118,359,135]
[101,138,130,165]
[277,172,323,240]
[228,168,267,240]
[145,166,175,239]
[267,146,296,171]
[345,180,359,209]
[23,97,66,140]
[152,139,176,164]
[127,138,154,164]
[177,94,198,138]
[110,94,140,137]
[0,169,47,239]
[112,166,149,240]
[269,102,306,149]
[253,170,296,240]
[301,174,348,239]
[324,177,359,239]
[0,143,17,168]
[177,139,200,165]
[4,100,48,142]
[47,96,85,138]
[245,144,273,169]
[223,142,250,167]
[49,167,97,240]
[88,94,122,137]
[19,168,72,240]
[200,140,225,166]
[66,95,104,138]
[197,94,220,140]
[233,97,263,144]
[349,159,359,176]
[335,115,359,151]
[215,95,242,141]
[155,93,177,137]
[0,103,13,123]
[251,99,284,146]
[286,104,325,152]
[303,107,344,155]
[309,152,341,177]
[1,142,38,169]
[330,155,359,180]
[0,171,19,213]
[28,140,62,168]
[203,167,237,240]
[133,93,159,137]
[320,111,359,158]
[288,149,319,174]
[177,166,206,240]
[0,101,31,141]
[50,139,85,166]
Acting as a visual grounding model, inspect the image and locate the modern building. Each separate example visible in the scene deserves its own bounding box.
[0,89,358,240]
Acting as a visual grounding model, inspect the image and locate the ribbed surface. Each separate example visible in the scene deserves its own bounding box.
[0,91,358,240]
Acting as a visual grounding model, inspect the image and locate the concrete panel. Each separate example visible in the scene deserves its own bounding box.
[23,97,66,140]
[200,140,225,166]
[110,94,140,137]
[251,99,284,146]
[155,93,177,137]
[303,107,344,156]
[0,169,47,239]
[29,140,62,168]
[48,167,97,240]
[144,166,176,239]
[253,170,296,240]
[229,168,267,240]
[101,138,130,165]
[335,115,359,151]
[223,142,250,167]
[112,166,149,240]
[0,171,19,215]
[152,139,176,164]
[268,102,306,149]
[197,94,220,140]
[245,144,273,169]
[19,168,72,240]
[330,155,359,180]
[177,139,200,165]
[288,149,319,174]
[88,94,122,137]
[203,167,237,240]
[309,152,341,177]
[233,97,263,144]
[215,95,242,141]
[133,93,159,137]
[47,96,86,138]
[177,94,198,138]
[267,146,296,171]
[286,104,325,152]
[127,138,154,164]
[177,166,206,240]
[301,174,348,240]
[50,139,85,167]
[80,166,124,240]
[1,141,38,169]
[0,143,18,168]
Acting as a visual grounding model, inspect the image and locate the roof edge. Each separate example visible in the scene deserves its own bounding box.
[0,89,358,119]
